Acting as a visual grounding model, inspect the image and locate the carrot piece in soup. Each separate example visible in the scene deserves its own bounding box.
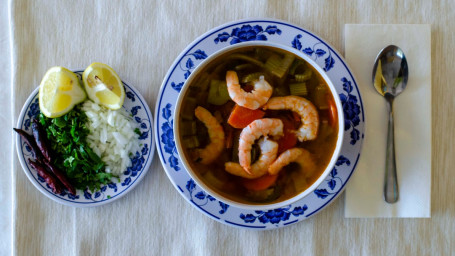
[277,117,298,154]
[227,105,265,128]
[242,174,279,191]
[277,130,297,154]
[224,125,234,149]
[327,95,338,128]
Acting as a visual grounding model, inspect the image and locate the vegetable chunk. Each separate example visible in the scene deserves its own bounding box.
[227,105,265,128]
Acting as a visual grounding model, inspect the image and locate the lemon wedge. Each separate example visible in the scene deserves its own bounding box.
[82,63,125,110]
[39,66,87,118]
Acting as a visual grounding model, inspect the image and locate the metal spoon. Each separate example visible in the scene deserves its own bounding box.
[372,45,409,203]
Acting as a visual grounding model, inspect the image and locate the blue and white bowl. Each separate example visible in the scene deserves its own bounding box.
[174,41,345,211]
[15,70,155,207]
[155,19,365,230]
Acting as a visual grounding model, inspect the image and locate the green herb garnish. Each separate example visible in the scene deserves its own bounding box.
[39,106,115,191]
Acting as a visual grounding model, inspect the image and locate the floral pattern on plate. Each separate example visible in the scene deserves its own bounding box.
[16,71,155,207]
[155,19,364,229]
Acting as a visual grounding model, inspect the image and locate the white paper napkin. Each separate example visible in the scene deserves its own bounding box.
[344,24,431,218]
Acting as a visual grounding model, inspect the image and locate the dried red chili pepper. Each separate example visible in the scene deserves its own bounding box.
[31,119,52,163]
[45,162,76,195]
[13,128,43,161]
[28,159,62,194]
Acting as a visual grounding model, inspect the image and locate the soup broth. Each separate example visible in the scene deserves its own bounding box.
[179,46,338,204]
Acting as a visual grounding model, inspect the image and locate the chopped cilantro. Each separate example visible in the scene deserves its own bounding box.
[39,106,116,191]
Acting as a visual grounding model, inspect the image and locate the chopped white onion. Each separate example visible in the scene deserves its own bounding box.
[81,100,140,175]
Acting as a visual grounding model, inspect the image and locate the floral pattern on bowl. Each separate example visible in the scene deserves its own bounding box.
[155,19,365,229]
[15,71,155,207]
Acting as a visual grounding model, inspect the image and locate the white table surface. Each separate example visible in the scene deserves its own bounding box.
[1,0,12,255]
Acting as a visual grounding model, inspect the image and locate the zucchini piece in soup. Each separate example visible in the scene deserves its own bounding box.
[181,97,198,120]
[180,120,198,136]
[264,53,295,78]
[313,84,329,110]
[207,80,231,105]
[294,69,313,82]
[289,82,308,96]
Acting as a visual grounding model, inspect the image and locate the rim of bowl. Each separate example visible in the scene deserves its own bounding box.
[174,41,344,211]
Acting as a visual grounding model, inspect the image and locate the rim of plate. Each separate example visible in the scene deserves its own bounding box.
[15,71,155,207]
[155,18,365,229]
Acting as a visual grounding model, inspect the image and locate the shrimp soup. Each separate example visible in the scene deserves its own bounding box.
[176,45,340,206]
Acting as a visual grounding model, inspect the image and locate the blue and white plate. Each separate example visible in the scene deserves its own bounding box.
[15,70,155,207]
[155,19,364,229]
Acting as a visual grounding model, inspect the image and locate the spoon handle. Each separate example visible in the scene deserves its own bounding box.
[384,97,399,203]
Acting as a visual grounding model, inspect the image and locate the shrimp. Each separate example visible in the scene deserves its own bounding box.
[226,70,273,110]
[238,118,283,172]
[263,96,319,141]
[268,148,316,176]
[193,106,225,165]
[225,137,278,179]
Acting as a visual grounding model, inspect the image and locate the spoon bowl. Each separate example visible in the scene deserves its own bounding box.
[372,45,409,203]
[373,45,409,97]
